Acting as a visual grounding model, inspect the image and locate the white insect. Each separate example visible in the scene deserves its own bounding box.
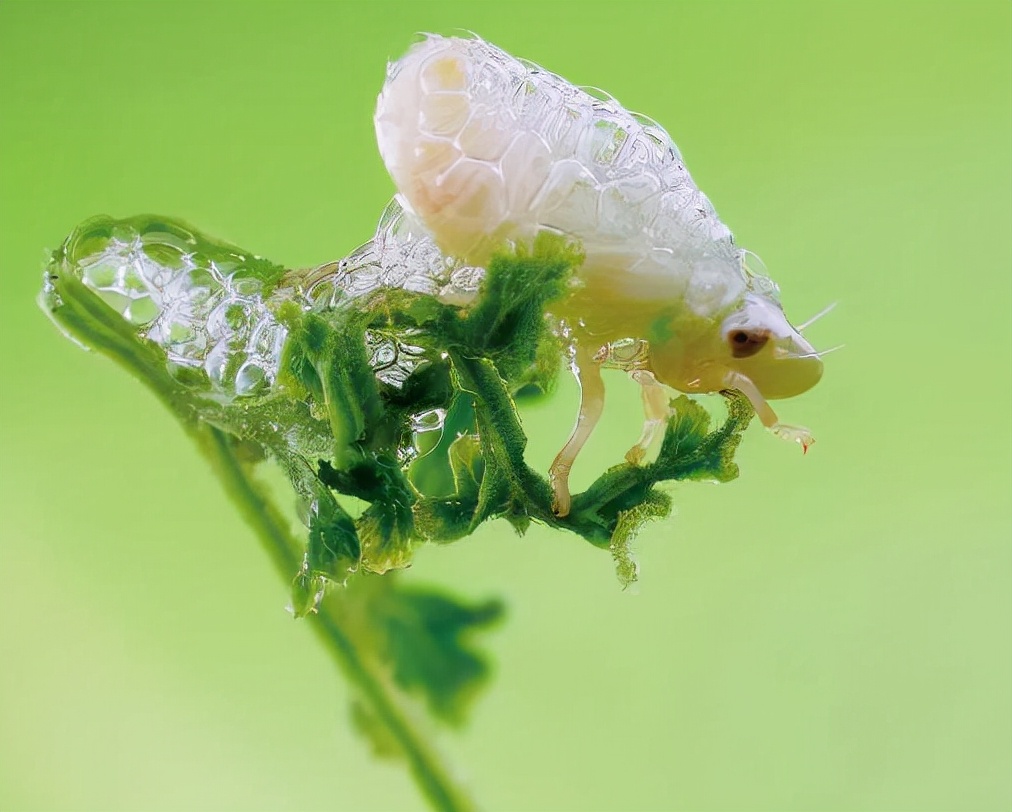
[375,34,828,515]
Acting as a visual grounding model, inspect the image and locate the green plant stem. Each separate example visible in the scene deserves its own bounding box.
[201,428,475,812]
[46,275,475,812]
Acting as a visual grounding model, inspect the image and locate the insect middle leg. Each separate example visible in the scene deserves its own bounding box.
[550,343,605,517]
[625,369,670,465]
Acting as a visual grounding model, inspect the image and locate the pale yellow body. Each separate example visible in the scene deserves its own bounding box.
[376,35,824,514]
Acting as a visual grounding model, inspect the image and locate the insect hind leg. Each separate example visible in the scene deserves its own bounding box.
[625,369,670,465]
[549,344,605,517]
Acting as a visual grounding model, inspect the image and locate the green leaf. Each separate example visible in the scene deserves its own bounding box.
[459,232,581,384]
[652,393,753,483]
[317,455,417,574]
[305,487,361,588]
[511,327,564,401]
[356,576,504,727]
[609,491,672,589]
[290,570,327,619]
[448,434,485,501]
[279,309,384,465]
[450,352,553,528]
[357,504,414,574]
[412,433,485,544]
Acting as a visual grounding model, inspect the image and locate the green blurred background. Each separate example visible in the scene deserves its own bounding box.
[1,2,1009,810]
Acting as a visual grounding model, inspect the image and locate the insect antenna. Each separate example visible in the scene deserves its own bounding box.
[792,343,846,360]
[796,302,838,332]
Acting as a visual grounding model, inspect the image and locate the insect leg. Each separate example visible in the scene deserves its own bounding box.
[625,369,670,465]
[550,344,605,517]
[724,370,815,453]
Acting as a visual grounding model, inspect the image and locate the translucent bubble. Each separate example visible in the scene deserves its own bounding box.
[95,289,131,316]
[204,339,236,389]
[81,259,117,289]
[410,408,446,433]
[110,223,138,244]
[371,342,397,367]
[235,363,268,396]
[125,295,161,326]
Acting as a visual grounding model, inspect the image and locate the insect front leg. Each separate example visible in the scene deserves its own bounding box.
[625,369,671,465]
[550,343,605,517]
[724,370,815,452]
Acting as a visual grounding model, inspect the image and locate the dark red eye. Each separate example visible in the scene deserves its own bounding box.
[728,330,769,358]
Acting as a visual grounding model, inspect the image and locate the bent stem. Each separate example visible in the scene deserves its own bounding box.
[44,273,474,812]
[201,428,474,812]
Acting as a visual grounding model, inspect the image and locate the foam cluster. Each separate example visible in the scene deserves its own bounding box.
[376,34,749,316]
[54,206,482,399]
